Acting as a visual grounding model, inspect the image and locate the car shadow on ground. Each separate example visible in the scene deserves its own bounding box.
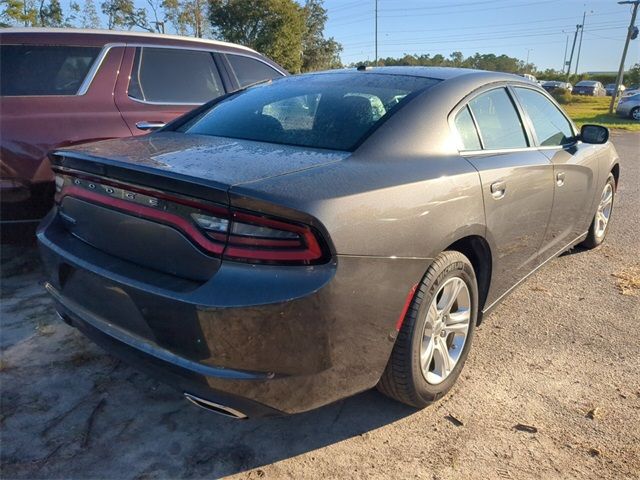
[1,245,419,479]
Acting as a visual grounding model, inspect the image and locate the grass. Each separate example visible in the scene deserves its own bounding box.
[560,96,640,132]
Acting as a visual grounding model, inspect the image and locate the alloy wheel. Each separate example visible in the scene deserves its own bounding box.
[420,277,471,385]
[632,108,640,121]
[595,182,614,238]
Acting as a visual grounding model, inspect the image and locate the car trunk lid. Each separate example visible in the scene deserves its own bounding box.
[51,133,347,281]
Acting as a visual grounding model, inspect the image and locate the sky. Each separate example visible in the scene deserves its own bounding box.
[58,0,640,73]
[322,0,640,72]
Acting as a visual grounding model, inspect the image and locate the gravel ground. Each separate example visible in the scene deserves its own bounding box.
[1,132,639,480]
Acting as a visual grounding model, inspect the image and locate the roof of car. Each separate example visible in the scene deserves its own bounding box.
[0,27,257,53]
[311,66,525,82]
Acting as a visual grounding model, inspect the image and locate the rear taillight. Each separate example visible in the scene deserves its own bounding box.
[55,171,330,265]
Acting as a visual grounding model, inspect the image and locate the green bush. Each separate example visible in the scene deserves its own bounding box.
[551,90,572,105]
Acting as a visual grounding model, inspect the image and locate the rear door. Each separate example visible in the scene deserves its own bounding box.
[114,46,228,134]
[511,86,601,259]
[452,86,555,305]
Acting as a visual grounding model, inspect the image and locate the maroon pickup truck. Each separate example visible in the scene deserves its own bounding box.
[0,28,286,241]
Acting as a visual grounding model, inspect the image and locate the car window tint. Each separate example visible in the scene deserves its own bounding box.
[180,73,440,151]
[128,47,224,104]
[514,88,574,146]
[226,54,283,87]
[453,106,481,151]
[0,45,100,96]
[468,88,528,149]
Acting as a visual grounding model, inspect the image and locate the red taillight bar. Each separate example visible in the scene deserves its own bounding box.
[57,173,329,265]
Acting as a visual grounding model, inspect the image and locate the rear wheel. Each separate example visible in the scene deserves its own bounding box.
[581,173,616,249]
[631,107,640,121]
[377,251,478,408]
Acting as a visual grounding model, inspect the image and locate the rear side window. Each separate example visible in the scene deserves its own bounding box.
[128,47,224,104]
[453,106,481,151]
[468,88,528,149]
[514,88,574,146]
[226,54,283,88]
[0,45,100,96]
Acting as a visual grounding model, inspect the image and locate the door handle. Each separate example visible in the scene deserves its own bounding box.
[556,171,566,186]
[135,121,166,131]
[490,180,506,199]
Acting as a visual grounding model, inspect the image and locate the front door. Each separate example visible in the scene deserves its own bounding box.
[510,86,601,259]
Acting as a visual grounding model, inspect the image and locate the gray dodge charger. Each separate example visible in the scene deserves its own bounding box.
[38,67,619,418]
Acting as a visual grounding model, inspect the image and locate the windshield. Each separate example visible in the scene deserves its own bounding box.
[576,81,596,86]
[178,73,440,151]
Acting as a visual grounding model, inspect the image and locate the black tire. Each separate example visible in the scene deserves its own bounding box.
[581,173,616,249]
[377,250,478,408]
[630,106,640,121]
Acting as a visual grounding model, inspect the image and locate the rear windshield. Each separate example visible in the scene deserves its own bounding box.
[576,81,597,86]
[179,73,440,151]
[1,45,101,96]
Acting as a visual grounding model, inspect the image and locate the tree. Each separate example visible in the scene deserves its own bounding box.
[81,0,101,28]
[101,0,151,30]
[164,0,206,36]
[301,0,341,72]
[209,0,306,73]
[0,0,38,26]
[627,63,640,85]
[38,0,64,26]
[64,0,80,26]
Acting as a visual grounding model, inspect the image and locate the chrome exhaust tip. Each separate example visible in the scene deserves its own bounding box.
[184,393,248,419]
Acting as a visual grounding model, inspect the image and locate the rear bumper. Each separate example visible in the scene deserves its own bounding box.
[37,209,430,416]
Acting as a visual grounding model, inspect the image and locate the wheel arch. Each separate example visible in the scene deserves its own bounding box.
[611,162,620,188]
[445,235,493,325]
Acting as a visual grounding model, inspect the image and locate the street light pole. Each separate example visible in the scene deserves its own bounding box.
[608,0,640,114]
[574,10,589,76]
[562,34,569,73]
[566,24,581,81]
[374,0,378,66]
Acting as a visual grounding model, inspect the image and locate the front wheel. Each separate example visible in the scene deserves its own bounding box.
[631,107,640,121]
[377,251,478,408]
[581,173,616,249]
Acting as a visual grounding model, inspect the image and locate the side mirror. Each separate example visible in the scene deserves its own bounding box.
[580,124,609,144]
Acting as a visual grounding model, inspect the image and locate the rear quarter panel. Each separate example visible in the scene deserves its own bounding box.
[229,76,491,259]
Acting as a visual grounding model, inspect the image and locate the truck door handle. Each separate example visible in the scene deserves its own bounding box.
[556,171,566,186]
[490,180,506,199]
[135,121,166,131]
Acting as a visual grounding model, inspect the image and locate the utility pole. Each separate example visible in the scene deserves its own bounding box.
[374,0,378,66]
[609,0,640,113]
[574,10,588,76]
[562,34,569,73]
[565,24,581,81]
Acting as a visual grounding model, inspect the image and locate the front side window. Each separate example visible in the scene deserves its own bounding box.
[514,88,574,146]
[226,54,284,88]
[179,73,439,151]
[128,47,224,104]
[453,106,481,151]
[0,45,101,96]
[468,88,528,149]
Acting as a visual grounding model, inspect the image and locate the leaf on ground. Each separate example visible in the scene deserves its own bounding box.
[586,407,603,420]
[611,267,640,296]
[445,414,464,427]
[513,423,538,433]
[588,447,601,457]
